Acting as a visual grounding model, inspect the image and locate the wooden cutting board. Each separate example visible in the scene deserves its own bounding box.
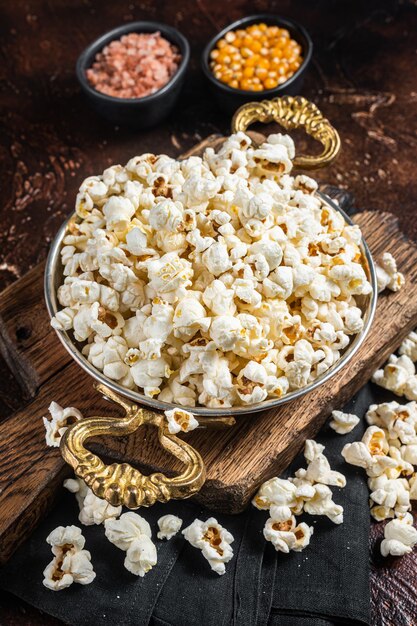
[1,138,417,565]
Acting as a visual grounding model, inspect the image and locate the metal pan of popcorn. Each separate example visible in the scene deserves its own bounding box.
[45,96,377,419]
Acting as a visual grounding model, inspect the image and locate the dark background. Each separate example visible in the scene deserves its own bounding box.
[0,0,416,624]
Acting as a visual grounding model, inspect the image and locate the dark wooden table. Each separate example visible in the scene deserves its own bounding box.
[0,0,416,624]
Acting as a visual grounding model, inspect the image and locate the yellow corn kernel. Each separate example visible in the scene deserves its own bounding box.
[264,77,278,89]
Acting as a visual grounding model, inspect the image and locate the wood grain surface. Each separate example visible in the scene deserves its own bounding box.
[1,0,417,624]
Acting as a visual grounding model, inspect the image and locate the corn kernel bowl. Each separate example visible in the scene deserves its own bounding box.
[201,14,313,114]
[44,191,377,417]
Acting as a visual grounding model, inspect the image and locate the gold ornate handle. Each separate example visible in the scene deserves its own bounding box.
[60,384,235,509]
[231,95,341,170]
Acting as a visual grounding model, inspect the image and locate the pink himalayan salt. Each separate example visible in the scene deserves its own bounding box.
[86,31,181,99]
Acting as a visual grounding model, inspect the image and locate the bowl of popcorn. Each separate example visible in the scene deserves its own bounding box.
[76,21,189,127]
[202,14,313,113]
[45,100,377,416]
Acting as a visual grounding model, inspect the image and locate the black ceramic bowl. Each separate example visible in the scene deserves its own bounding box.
[202,14,313,114]
[76,21,190,128]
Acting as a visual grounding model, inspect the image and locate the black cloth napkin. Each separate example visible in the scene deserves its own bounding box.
[0,383,375,626]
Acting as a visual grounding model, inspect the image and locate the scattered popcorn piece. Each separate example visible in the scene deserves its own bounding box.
[43,526,95,591]
[302,439,346,487]
[164,408,199,434]
[375,252,405,293]
[304,439,325,463]
[182,517,234,575]
[104,512,152,550]
[341,425,399,479]
[369,475,411,521]
[64,476,121,525]
[157,514,183,540]
[263,509,313,553]
[380,517,417,557]
[372,355,417,401]
[81,491,122,526]
[303,483,344,524]
[43,401,83,447]
[124,535,158,577]
[252,477,297,511]
[104,512,157,577]
[330,410,360,435]
[399,331,417,362]
[304,452,346,488]
[263,515,296,553]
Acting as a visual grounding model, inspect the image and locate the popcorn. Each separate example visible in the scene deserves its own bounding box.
[263,514,313,553]
[366,401,417,435]
[68,279,119,311]
[104,512,157,577]
[303,483,344,524]
[52,131,372,407]
[303,440,346,488]
[343,306,364,335]
[173,296,211,340]
[186,228,215,253]
[380,517,417,557]
[43,526,95,591]
[50,306,77,331]
[294,174,318,194]
[164,408,199,434]
[90,303,125,339]
[341,426,393,476]
[263,513,295,553]
[64,477,122,525]
[124,535,158,576]
[147,253,193,296]
[251,134,294,176]
[102,336,131,381]
[376,252,405,293]
[131,357,171,397]
[125,227,152,255]
[249,239,283,271]
[43,401,83,447]
[263,266,293,299]
[369,475,411,520]
[157,514,183,540]
[234,278,262,308]
[304,439,325,462]
[203,280,236,315]
[329,410,360,435]
[241,192,274,220]
[103,196,135,231]
[372,355,417,400]
[182,517,234,575]
[202,241,232,276]
[209,315,243,352]
[104,512,151,550]
[252,477,298,511]
[399,331,417,362]
[158,375,197,407]
[149,199,184,232]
